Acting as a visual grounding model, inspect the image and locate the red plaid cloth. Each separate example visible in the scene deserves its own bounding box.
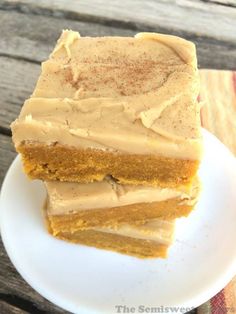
[197,280,236,313]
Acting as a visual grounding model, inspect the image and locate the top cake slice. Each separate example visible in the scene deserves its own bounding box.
[11,30,202,187]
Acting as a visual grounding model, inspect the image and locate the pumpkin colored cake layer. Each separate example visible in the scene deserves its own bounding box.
[18,143,199,187]
[45,176,199,233]
[11,30,202,186]
[47,214,175,258]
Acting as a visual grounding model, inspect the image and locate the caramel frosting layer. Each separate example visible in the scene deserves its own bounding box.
[92,219,175,245]
[11,30,202,159]
[45,176,199,215]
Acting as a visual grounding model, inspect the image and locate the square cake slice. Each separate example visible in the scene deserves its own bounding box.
[11,30,202,187]
[46,214,175,258]
[45,176,199,233]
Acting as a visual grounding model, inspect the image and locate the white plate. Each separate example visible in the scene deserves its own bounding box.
[1,129,236,314]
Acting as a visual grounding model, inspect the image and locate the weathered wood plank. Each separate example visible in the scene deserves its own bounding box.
[0,9,234,71]
[1,0,236,44]
[0,10,134,64]
[0,134,16,186]
[0,56,40,130]
[207,0,236,7]
[0,300,28,314]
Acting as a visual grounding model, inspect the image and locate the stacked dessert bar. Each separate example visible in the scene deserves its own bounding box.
[11,30,202,258]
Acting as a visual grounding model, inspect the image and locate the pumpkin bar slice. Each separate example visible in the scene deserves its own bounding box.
[45,176,199,234]
[46,213,176,259]
[11,30,202,187]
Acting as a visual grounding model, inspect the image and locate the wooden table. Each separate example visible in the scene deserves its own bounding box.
[0,1,236,313]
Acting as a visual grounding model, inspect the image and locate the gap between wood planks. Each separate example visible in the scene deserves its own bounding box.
[0,293,48,314]
[0,8,236,71]
[0,53,40,65]
[1,0,236,43]
[203,0,236,8]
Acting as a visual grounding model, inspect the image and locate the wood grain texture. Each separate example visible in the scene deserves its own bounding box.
[0,10,134,63]
[0,56,40,131]
[2,0,236,41]
[0,4,236,70]
[0,300,28,314]
[0,134,16,186]
[207,0,236,7]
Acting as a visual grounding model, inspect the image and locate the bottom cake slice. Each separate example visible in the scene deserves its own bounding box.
[45,176,199,233]
[46,216,175,258]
